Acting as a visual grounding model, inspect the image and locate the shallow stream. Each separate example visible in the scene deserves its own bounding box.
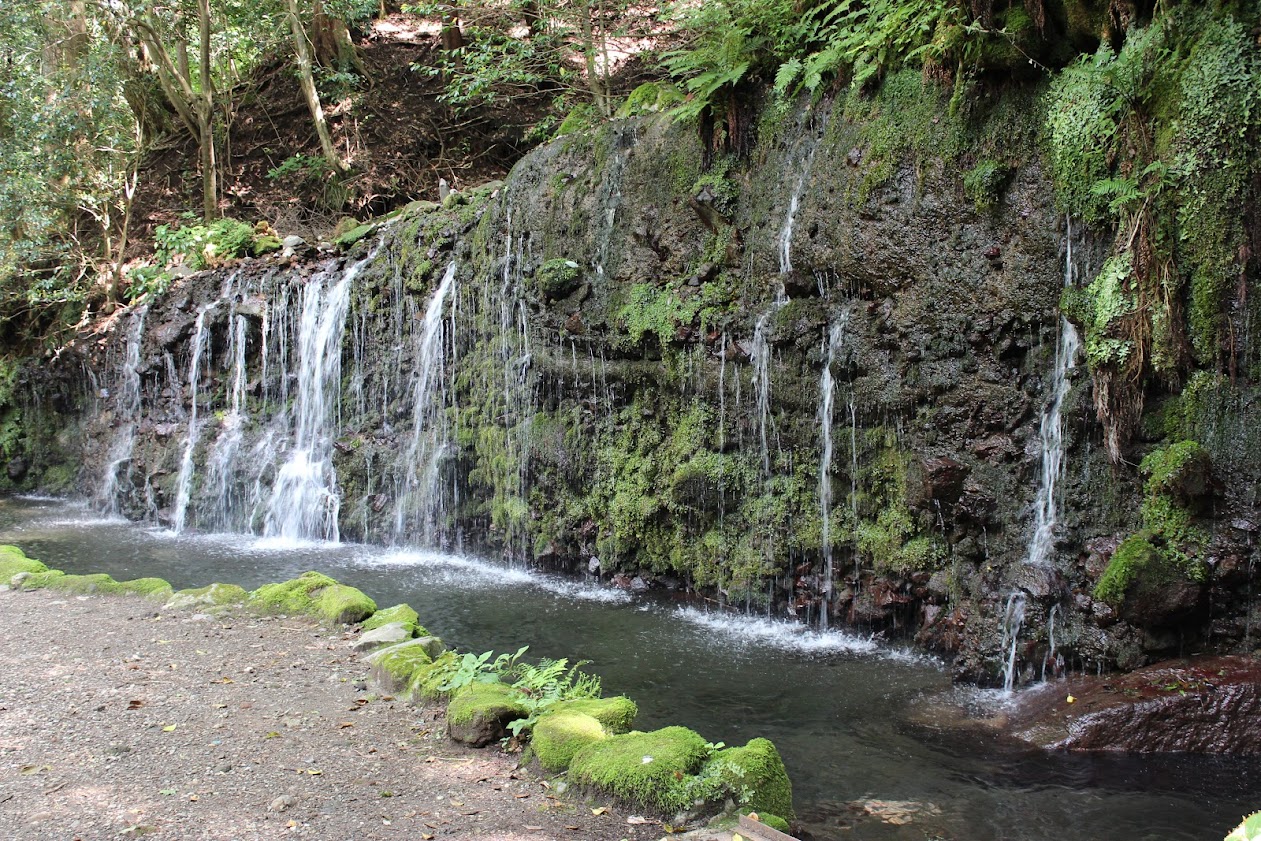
[2,495,1256,840]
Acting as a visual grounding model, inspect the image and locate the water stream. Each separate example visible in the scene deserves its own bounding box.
[2,495,1256,841]
[817,314,849,630]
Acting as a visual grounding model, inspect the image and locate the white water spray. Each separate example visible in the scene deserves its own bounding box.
[818,314,849,630]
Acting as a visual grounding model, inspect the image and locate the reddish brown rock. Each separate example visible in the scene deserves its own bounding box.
[1008,656,1261,754]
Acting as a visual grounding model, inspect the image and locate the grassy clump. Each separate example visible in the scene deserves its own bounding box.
[248,571,376,625]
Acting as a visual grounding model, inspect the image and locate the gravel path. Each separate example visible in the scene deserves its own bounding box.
[0,588,662,841]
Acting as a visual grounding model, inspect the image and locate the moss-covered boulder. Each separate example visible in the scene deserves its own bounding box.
[165,582,248,611]
[15,571,173,602]
[548,696,637,734]
[568,726,710,814]
[248,571,376,624]
[446,681,529,747]
[365,638,444,692]
[362,603,426,635]
[352,622,413,652]
[0,545,48,583]
[533,710,607,771]
[409,650,457,702]
[706,738,794,821]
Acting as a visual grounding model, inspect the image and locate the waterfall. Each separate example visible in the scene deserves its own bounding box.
[393,261,458,544]
[818,314,849,630]
[204,309,250,531]
[750,296,786,479]
[97,304,148,513]
[262,249,375,542]
[171,302,218,534]
[1000,591,1027,693]
[1024,219,1082,567]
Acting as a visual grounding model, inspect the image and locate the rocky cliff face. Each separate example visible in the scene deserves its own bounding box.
[22,86,1261,686]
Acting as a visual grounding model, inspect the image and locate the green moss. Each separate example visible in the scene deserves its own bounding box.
[532,710,607,771]
[555,103,599,137]
[446,681,528,727]
[962,159,1011,211]
[15,571,171,601]
[758,813,791,833]
[707,738,794,820]
[618,82,684,118]
[362,603,425,635]
[568,726,710,814]
[165,582,248,610]
[1095,533,1162,605]
[334,222,378,249]
[533,259,582,299]
[1140,440,1211,499]
[366,638,436,690]
[550,696,638,734]
[251,235,283,256]
[0,545,48,582]
[410,650,459,701]
[39,462,77,493]
[248,571,377,625]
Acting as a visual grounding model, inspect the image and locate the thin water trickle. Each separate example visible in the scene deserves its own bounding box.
[1000,591,1027,693]
[97,304,148,513]
[172,301,219,534]
[393,261,458,544]
[818,314,849,630]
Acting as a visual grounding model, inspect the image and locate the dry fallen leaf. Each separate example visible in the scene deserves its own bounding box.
[592,807,608,816]
[161,724,177,732]
[127,700,144,710]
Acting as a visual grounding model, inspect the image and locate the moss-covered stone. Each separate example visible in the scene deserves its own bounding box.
[568,726,710,814]
[0,545,48,583]
[549,696,637,734]
[248,571,376,624]
[14,570,172,601]
[409,650,458,702]
[707,738,794,820]
[446,681,529,747]
[362,603,426,635]
[1140,440,1212,500]
[1094,533,1164,605]
[365,638,438,693]
[532,710,607,771]
[754,813,791,833]
[165,582,248,610]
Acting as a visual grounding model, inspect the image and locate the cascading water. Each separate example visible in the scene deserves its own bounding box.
[393,261,458,544]
[817,314,849,630]
[204,307,250,531]
[263,249,376,542]
[1000,591,1027,694]
[97,304,148,513]
[1025,217,1083,567]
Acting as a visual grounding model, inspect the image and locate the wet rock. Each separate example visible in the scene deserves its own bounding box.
[1008,656,1261,754]
[909,456,970,510]
[446,682,528,747]
[6,456,28,480]
[1118,575,1204,628]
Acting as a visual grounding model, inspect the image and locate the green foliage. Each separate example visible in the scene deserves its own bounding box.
[1075,253,1138,368]
[267,153,334,184]
[1140,440,1211,498]
[1225,810,1261,841]
[434,646,529,693]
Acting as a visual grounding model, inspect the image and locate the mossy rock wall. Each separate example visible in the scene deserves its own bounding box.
[54,59,1261,686]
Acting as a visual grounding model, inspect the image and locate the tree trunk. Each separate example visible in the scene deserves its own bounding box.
[440,8,464,51]
[578,0,608,117]
[288,0,347,172]
[198,0,217,220]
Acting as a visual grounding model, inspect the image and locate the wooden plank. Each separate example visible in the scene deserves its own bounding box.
[737,813,800,841]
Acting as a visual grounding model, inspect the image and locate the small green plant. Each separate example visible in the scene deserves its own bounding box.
[434,646,529,693]
[267,153,333,184]
[502,657,603,738]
